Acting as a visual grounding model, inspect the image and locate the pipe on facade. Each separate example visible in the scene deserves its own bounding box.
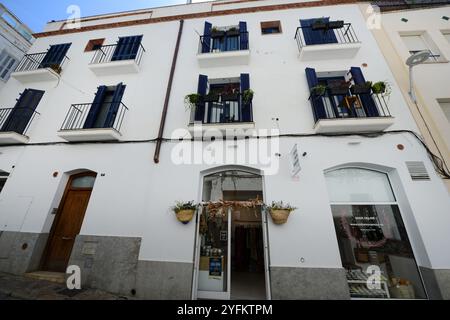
[154,19,184,164]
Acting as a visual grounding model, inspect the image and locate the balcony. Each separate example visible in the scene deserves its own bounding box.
[295,23,361,61]
[11,52,69,83]
[0,108,40,144]
[88,43,146,76]
[197,31,250,68]
[311,90,394,133]
[188,93,254,137]
[57,102,128,142]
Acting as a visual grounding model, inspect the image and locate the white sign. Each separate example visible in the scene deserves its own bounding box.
[289,144,301,177]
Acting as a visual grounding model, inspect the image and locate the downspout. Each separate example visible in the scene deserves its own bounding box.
[154,19,184,163]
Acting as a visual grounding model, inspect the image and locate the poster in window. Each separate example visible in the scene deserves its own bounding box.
[209,257,222,277]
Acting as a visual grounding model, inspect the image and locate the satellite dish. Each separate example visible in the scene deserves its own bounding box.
[406,50,431,66]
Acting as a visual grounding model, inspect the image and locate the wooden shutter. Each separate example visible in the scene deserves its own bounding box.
[240,73,252,122]
[195,75,208,122]
[84,86,108,129]
[40,43,71,68]
[350,67,379,117]
[1,89,44,134]
[111,35,142,61]
[305,68,327,122]
[300,18,337,45]
[202,22,212,53]
[239,21,249,50]
[104,83,126,128]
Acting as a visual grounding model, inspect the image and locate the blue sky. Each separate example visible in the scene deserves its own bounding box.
[2,0,193,32]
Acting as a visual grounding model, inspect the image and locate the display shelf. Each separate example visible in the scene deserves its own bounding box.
[348,280,390,299]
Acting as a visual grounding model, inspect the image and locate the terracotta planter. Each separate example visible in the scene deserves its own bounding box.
[270,209,291,225]
[175,209,195,224]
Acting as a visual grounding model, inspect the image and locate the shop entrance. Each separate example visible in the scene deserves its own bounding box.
[194,170,269,300]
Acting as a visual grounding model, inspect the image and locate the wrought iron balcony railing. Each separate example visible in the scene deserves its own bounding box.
[0,107,40,135]
[90,43,146,65]
[14,52,69,73]
[60,102,128,132]
[295,23,359,52]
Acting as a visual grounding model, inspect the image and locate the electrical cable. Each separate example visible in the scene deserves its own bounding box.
[1,129,448,179]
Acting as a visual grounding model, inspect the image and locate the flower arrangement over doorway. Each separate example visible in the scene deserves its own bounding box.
[266,201,297,225]
[172,201,197,224]
[204,197,264,220]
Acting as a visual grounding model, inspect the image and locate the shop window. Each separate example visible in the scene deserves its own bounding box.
[325,168,427,299]
[0,171,9,193]
[85,38,105,52]
[261,21,282,34]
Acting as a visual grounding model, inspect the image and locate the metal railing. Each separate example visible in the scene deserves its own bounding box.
[90,43,146,65]
[14,52,69,73]
[0,107,40,135]
[60,102,128,132]
[311,91,391,123]
[191,93,253,124]
[198,31,249,54]
[295,23,359,51]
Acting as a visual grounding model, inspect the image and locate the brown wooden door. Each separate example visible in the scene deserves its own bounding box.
[42,173,96,272]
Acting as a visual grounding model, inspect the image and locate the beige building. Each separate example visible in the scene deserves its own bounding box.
[361,2,450,192]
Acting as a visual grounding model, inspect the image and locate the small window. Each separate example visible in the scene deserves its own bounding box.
[442,31,450,44]
[437,99,450,122]
[0,171,9,194]
[261,21,282,35]
[400,32,445,62]
[71,175,96,188]
[0,50,17,81]
[85,38,105,52]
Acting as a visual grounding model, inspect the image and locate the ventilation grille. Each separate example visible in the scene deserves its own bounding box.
[406,161,430,181]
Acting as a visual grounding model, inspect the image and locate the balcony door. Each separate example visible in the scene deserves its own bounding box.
[1,89,44,134]
[40,43,71,69]
[111,35,143,61]
[83,83,126,129]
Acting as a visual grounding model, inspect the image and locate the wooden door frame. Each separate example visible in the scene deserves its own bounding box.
[39,171,97,271]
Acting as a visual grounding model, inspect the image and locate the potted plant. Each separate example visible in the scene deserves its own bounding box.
[371,81,392,96]
[172,201,197,224]
[242,89,254,105]
[350,81,372,95]
[184,93,201,110]
[328,80,349,95]
[310,84,327,98]
[203,92,220,103]
[266,201,297,225]
[211,27,225,37]
[312,19,327,31]
[328,20,344,29]
[226,27,240,36]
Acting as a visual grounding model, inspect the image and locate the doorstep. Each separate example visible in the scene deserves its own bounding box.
[24,271,66,284]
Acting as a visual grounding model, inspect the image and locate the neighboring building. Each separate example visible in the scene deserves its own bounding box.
[0,3,34,91]
[361,2,450,193]
[0,0,450,300]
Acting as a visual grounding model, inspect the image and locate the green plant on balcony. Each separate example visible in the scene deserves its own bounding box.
[372,81,392,99]
[184,93,201,110]
[310,84,327,98]
[243,89,254,105]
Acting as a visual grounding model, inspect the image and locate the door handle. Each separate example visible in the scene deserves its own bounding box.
[61,237,73,241]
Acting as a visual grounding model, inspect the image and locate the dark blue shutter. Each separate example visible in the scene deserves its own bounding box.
[195,75,208,122]
[305,68,327,122]
[300,18,337,45]
[1,89,44,134]
[240,73,252,122]
[202,22,212,53]
[112,36,142,61]
[350,67,379,117]
[239,21,248,50]
[104,83,126,128]
[84,86,108,129]
[40,43,71,68]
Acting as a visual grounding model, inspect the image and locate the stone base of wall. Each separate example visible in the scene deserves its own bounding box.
[420,266,450,300]
[270,266,350,300]
[0,231,48,275]
[135,260,193,299]
[68,235,141,297]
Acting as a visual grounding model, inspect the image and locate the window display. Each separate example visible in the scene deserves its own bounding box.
[326,168,427,299]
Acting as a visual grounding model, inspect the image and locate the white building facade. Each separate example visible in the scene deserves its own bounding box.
[0,0,449,300]
[0,4,34,92]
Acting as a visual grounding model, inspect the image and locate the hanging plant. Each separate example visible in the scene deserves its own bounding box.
[266,201,297,225]
[371,81,392,99]
[310,84,327,99]
[184,93,201,111]
[172,201,197,224]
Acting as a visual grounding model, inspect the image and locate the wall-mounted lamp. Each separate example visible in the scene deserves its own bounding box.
[406,50,431,103]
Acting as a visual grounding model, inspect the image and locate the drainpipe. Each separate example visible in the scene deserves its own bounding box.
[154,19,184,164]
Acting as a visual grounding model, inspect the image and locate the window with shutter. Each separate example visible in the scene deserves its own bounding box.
[40,43,71,69]
[0,50,17,80]
[111,35,143,61]
[300,18,337,45]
